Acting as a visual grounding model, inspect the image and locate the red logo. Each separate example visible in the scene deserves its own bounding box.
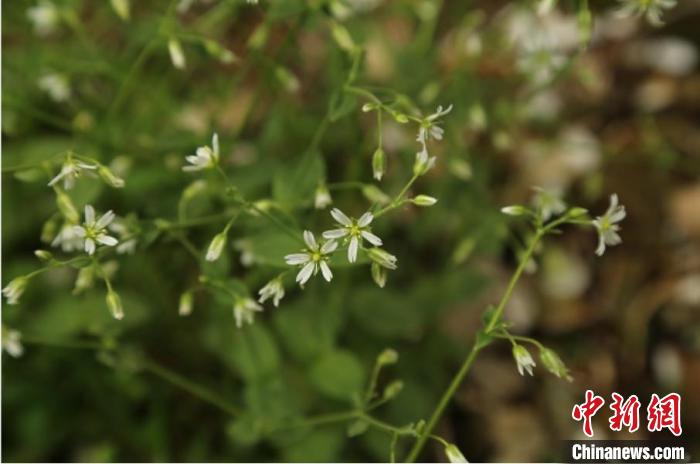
[572,391,682,437]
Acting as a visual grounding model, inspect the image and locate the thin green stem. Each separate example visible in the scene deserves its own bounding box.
[374,173,419,218]
[495,332,545,351]
[405,343,481,462]
[141,358,242,417]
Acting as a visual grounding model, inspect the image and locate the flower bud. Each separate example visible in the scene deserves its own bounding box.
[566,207,588,218]
[382,380,403,400]
[367,247,398,270]
[73,265,95,295]
[2,276,28,305]
[179,291,193,316]
[372,147,386,181]
[110,0,130,20]
[106,289,124,320]
[314,184,332,209]
[412,194,438,206]
[540,347,572,381]
[501,205,528,216]
[168,38,186,70]
[362,103,377,112]
[362,185,390,205]
[204,39,237,64]
[98,165,125,188]
[377,348,398,365]
[274,66,299,94]
[512,344,536,376]
[34,249,53,261]
[445,444,467,463]
[55,190,79,223]
[413,150,435,176]
[206,231,228,262]
[371,262,387,288]
[331,21,356,53]
[393,112,409,123]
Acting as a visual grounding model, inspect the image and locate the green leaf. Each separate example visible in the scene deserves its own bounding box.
[346,419,369,437]
[230,324,281,381]
[309,350,365,402]
[283,428,344,462]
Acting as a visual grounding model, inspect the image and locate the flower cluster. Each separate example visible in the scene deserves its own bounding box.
[616,0,677,27]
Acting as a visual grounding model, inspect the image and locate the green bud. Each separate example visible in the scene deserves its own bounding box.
[393,113,409,124]
[179,291,193,316]
[98,165,125,188]
[449,158,473,181]
[372,147,386,181]
[34,250,53,261]
[204,39,236,64]
[106,290,124,320]
[412,194,438,206]
[362,185,390,205]
[206,231,228,262]
[367,247,398,270]
[377,348,398,365]
[382,380,403,400]
[501,205,528,216]
[539,347,572,381]
[41,217,59,243]
[247,22,269,51]
[274,66,299,93]
[566,207,589,218]
[362,102,378,112]
[331,21,356,53]
[73,266,95,295]
[445,443,467,463]
[346,419,369,437]
[168,37,186,70]
[110,0,130,20]
[371,262,387,288]
[55,190,79,223]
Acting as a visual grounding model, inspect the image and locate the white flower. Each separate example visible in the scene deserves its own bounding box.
[417,104,453,146]
[616,0,676,27]
[517,37,567,86]
[257,278,285,307]
[38,73,71,102]
[2,277,28,305]
[314,184,332,209]
[367,247,398,270]
[413,146,436,176]
[73,205,119,255]
[183,133,219,172]
[532,186,566,221]
[592,194,626,256]
[323,208,382,263]
[27,0,59,37]
[285,231,337,285]
[47,157,97,190]
[2,327,24,358]
[233,297,263,328]
[512,344,536,376]
[109,219,137,254]
[444,444,468,463]
[51,223,84,252]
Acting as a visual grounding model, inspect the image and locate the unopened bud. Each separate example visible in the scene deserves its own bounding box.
[56,190,79,223]
[98,165,125,188]
[371,262,387,288]
[106,290,124,320]
[377,348,398,365]
[206,231,228,262]
[34,250,53,261]
[367,247,398,270]
[501,205,528,216]
[412,195,437,206]
[179,291,193,316]
[168,38,186,70]
[372,147,386,181]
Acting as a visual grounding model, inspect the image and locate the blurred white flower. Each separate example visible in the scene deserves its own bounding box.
[38,73,71,102]
[314,184,332,209]
[616,0,676,27]
[323,208,382,263]
[257,278,285,307]
[48,157,97,190]
[512,344,536,376]
[2,327,24,358]
[109,218,138,254]
[518,37,567,85]
[73,205,119,255]
[627,38,697,76]
[27,0,59,37]
[51,223,85,252]
[592,194,626,256]
[285,231,337,286]
[532,186,566,221]
[233,297,263,328]
[2,277,28,305]
[183,133,220,172]
[417,104,453,146]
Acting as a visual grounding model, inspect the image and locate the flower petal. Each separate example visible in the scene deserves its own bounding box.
[330,208,352,226]
[348,236,359,263]
[97,235,118,246]
[357,212,374,227]
[361,230,383,246]
[319,260,333,282]
[296,262,315,285]
[84,205,95,225]
[96,210,115,229]
[303,230,317,250]
[322,229,348,239]
[321,239,338,254]
[285,253,310,265]
[85,238,95,255]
